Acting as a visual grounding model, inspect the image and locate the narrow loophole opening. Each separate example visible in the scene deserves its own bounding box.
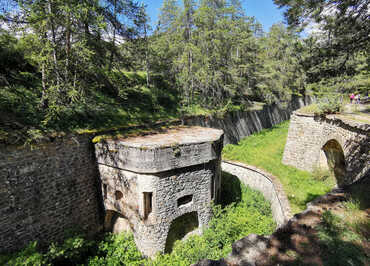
[177,195,193,207]
[143,192,153,219]
[103,184,107,200]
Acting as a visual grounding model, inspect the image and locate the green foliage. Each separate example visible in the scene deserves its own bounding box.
[299,94,348,115]
[316,94,345,114]
[311,166,334,182]
[88,233,145,266]
[153,0,303,109]
[255,23,306,104]
[298,103,320,114]
[222,121,335,213]
[275,0,370,98]
[316,211,368,266]
[1,0,314,141]
[0,242,44,266]
[45,233,95,265]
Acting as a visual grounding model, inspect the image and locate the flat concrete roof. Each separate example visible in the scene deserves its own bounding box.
[117,126,224,148]
[95,126,224,173]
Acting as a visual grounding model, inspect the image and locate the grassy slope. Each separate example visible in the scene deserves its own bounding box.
[222,121,335,213]
[0,70,180,144]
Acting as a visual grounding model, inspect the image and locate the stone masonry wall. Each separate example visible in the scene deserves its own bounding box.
[283,112,370,186]
[0,96,309,254]
[0,136,103,253]
[184,96,312,145]
[221,161,291,227]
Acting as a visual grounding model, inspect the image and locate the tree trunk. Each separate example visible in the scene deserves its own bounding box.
[47,0,61,86]
[108,0,117,71]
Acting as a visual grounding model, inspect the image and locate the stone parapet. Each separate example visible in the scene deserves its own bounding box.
[221,160,291,227]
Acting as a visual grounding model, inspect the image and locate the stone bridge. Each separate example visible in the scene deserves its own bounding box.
[283,112,369,187]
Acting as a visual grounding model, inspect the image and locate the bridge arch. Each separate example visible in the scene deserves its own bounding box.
[319,139,347,186]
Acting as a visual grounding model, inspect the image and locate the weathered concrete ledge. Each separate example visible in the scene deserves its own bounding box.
[222,160,292,227]
[95,126,223,174]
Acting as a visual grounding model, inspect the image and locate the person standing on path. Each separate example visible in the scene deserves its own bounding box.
[350,93,355,104]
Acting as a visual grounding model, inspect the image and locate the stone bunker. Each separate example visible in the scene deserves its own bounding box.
[94,126,224,257]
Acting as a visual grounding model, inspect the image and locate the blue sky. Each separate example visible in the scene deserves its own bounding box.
[139,0,286,32]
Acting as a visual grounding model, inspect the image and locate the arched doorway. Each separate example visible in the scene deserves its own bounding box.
[165,212,199,253]
[321,139,346,186]
[104,210,131,233]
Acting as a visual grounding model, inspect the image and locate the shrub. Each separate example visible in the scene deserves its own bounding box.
[317,94,344,114]
[0,242,44,266]
[88,233,145,266]
[45,233,95,265]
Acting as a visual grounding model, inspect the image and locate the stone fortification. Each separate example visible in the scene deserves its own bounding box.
[283,112,369,186]
[0,136,102,253]
[221,161,291,227]
[184,96,312,145]
[0,97,309,255]
[94,126,224,257]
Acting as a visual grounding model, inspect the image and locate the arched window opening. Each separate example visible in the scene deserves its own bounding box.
[165,212,199,253]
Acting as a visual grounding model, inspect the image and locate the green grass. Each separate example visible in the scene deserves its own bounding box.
[0,173,276,265]
[222,121,336,213]
[298,103,320,114]
[314,211,368,266]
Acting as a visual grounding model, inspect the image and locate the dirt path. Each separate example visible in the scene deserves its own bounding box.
[336,104,370,124]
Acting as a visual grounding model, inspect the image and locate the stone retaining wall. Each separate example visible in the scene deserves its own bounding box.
[221,161,291,227]
[0,136,103,253]
[184,96,312,145]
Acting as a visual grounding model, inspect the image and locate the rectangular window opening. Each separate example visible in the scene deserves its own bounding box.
[143,192,153,219]
[211,175,214,200]
[177,195,193,207]
[103,184,107,200]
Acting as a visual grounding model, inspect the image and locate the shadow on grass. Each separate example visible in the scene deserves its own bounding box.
[347,176,370,211]
[258,210,368,266]
[220,171,242,207]
[303,193,323,206]
[261,177,370,266]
